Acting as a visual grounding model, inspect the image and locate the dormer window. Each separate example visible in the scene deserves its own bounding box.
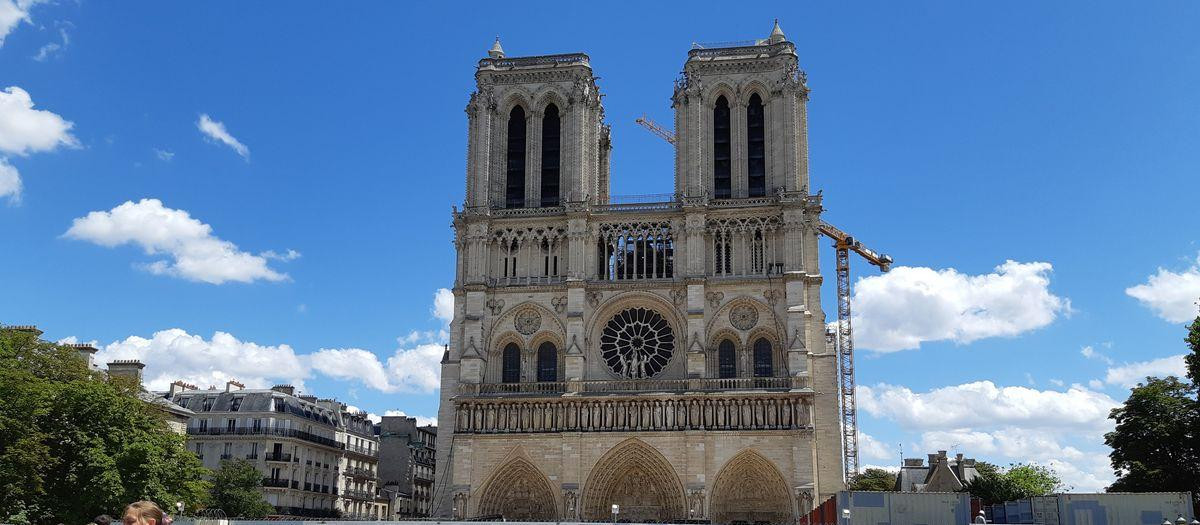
[230,397,243,412]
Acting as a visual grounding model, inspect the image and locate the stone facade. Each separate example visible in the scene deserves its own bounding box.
[435,22,844,523]
[161,383,381,519]
[378,415,437,517]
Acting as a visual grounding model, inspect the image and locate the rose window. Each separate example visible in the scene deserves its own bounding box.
[599,307,675,379]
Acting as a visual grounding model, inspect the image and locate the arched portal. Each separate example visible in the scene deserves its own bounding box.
[475,456,558,520]
[581,439,686,522]
[709,449,794,524]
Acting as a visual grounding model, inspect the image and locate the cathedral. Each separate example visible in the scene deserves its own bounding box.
[433,21,844,523]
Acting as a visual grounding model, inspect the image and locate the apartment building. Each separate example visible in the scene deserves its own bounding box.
[377,416,436,518]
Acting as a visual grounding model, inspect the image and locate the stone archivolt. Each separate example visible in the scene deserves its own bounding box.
[710,449,795,524]
[580,439,686,522]
[475,455,558,520]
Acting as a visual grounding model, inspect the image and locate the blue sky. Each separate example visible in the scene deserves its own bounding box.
[2,2,1199,491]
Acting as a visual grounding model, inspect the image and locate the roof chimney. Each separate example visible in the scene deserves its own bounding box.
[169,380,197,397]
[107,360,146,386]
[3,324,44,337]
[271,384,295,396]
[68,343,99,369]
[225,380,245,392]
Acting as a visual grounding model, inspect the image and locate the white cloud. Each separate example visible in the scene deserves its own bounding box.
[0,0,46,48]
[858,431,894,462]
[56,335,98,346]
[920,428,1111,492]
[0,157,20,203]
[1049,378,1065,387]
[31,25,67,61]
[851,261,1070,352]
[384,342,445,393]
[0,86,77,155]
[310,348,393,392]
[1126,254,1200,323]
[1104,354,1187,388]
[197,114,248,160]
[64,198,292,284]
[433,288,454,323]
[94,328,309,391]
[1080,345,1114,365]
[859,381,1119,433]
[383,410,437,427]
[1088,379,1104,390]
[154,148,174,162]
[261,249,301,261]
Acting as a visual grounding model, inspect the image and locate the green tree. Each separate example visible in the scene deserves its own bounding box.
[962,462,1062,504]
[0,328,210,524]
[209,459,275,518]
[849,468,897,491]
[1104,375,1200,493]
[1185,314,1200,388]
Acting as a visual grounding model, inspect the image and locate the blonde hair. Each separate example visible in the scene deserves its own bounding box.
[124,501,164,525]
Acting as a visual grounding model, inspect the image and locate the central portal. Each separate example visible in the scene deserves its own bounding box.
[581,439,686,521]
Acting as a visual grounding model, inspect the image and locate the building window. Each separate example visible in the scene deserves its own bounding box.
[202,397,213,411]
[226,418,235,431]
[747,93,766,197]
[713,95,732,199]
[230,396,243,411]
[536,342,558,382]
[501,343,521,383]
[506,106,526,208]
[540,104,560,207]
[718,339,736,378]
[753,338,773,377]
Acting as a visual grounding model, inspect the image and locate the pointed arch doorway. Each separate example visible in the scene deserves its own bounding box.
[580,438,686,522]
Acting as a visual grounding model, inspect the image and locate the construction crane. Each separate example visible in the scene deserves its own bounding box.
[816,220,892,481]
[635,116,894,482]
[635,114,677,145]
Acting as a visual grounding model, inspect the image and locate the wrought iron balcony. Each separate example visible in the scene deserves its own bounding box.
[261,477,290,488]
[185,426,344,450]
[264,452,291,463]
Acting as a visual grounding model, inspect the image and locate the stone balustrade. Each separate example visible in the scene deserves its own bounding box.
[453,392,811,434]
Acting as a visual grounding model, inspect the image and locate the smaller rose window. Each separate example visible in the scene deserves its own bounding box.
[730,304,759,331]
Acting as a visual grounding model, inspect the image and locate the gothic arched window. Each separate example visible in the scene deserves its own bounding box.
[505,106,526,208]
[713,96,732,199]
[537,342,558,382]
[540,104,561,207]
[502,343,521,383]
[747,93,766,197]
[753,337,773,377]
[718,339,736,378]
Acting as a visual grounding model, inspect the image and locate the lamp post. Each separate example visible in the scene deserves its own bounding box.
[175,502,184,518]
[842,508,851,525]
[611,504,619,525]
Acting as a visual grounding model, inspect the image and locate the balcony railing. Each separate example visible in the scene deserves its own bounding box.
[342,488,373,501]
[345,467,377,479]
[245,453,258,460]
[345,444,377,457]
[264,452,291,463]
[185,426,344,450]
[261,478,290,488]
[462,376,795,396]
[219,454,233,460]
[272,506,340,519]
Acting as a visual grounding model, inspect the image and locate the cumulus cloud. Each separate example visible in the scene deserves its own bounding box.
[1104,354,1187,388]
[94,328,308,391]
[383,410,437,427]
[64,198,293,284]
[197,114,249,160]
[433,288,454,323]
[0,157,20,203]
[920,428,1111,492]
[308,337,445,394]
[154,148,174,162]
[858,432,894,462]
[851,261,1070,352]
[859,381,1119,433]
[310,348,393,392]
[0,86,77,155]
[1126,254,1200,323]
[0,0,46,47]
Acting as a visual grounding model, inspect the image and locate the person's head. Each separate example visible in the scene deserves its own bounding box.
[123,501,164,525]
[94,514,114,525]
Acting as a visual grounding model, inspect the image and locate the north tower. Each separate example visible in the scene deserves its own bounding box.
[435,22,843,523]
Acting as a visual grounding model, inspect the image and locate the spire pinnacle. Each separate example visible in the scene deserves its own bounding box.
[768,19,786,44]
[488,36,505,59]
